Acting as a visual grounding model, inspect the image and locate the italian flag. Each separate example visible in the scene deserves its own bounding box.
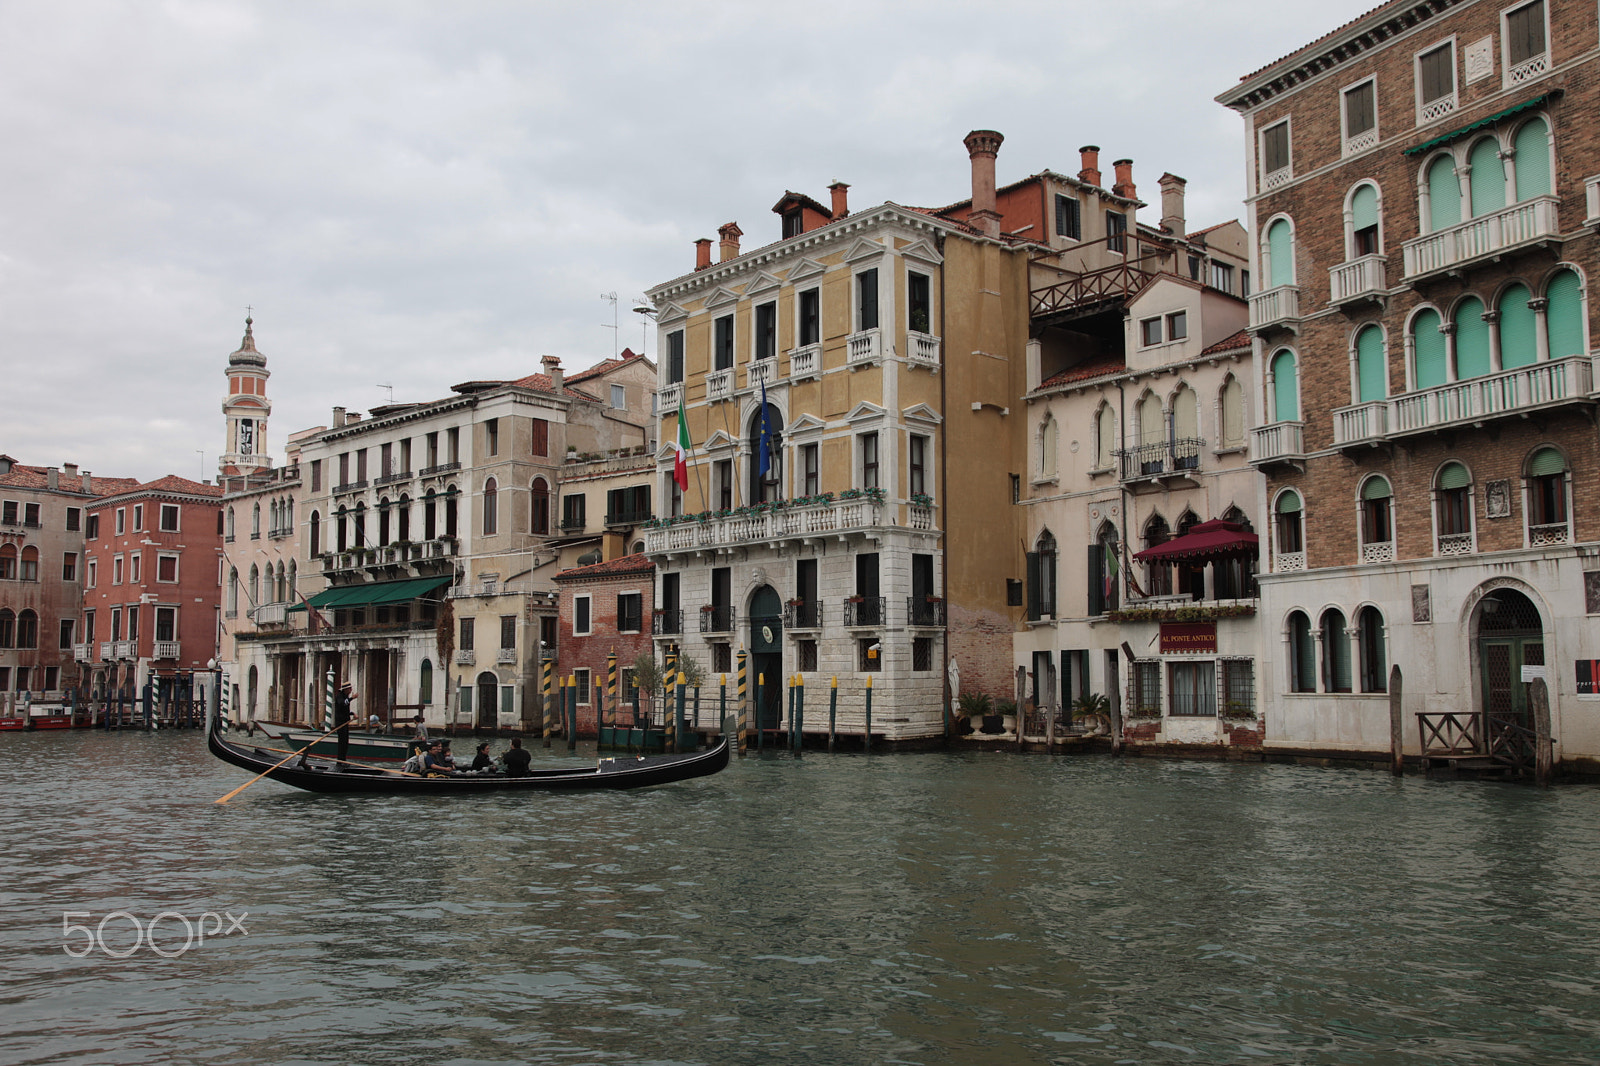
[673,405,690,490]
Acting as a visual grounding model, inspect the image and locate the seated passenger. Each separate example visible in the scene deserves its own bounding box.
[421,741,452,775]
[470,742,494,772]
[503,737,532,777]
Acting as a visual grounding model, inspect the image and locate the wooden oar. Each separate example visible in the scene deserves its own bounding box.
[247,743,425,778]
[214,721,355,804]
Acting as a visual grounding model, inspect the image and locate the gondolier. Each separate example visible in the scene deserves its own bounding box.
[334,682,356,764]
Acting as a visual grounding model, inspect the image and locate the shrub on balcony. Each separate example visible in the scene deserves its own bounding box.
[1106,604,1257,623]
[910,493,934,508]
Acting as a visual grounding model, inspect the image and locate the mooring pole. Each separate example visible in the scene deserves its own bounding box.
[864,676,873,753]
[755,673,764,752]
[828,676,838,752]
[1389,664,1405,777]
[567,675,577,751]
[785,676,795,750]
[1533,677,1553,788]
[794,674,804,756]
[542,657,554,748]
[736,651,748,757]
[674,668,688,752]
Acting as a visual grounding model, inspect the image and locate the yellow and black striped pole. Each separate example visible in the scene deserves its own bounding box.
[541,657,554,748]
[566,674,577,751]
[736,650,748,756]
[605,650,618,749]
[663,648,677,746]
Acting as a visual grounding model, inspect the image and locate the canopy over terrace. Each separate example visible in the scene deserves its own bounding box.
[1132,519,1258,564]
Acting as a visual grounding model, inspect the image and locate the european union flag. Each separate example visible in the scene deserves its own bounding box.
[758,377,772,477]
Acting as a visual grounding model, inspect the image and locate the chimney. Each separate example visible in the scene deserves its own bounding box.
[963,129,1005,239]
[718,222,743,263]
[47,468,58,490]
[82,472,92,493]
[333,406,347,428]
[694,238,713,271]
[542,355,564,393]
[1078,145,1102,187]
[1112,158,1136,201]
[1158,172,1187,236]
[63,463,78,478]
[829,181,850,219]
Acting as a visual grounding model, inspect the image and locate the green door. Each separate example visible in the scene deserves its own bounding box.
[1477,590,1544,766]
[749,585,783,730]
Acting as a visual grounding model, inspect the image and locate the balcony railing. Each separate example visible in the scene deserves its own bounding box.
[114,640,135,659]
[153,641,181,660]
[560,516,587,532]
[73,643,90,663]
[1530,522,1571,547]
[374,470,413,487]
[1329,254,1387,304]
[843,597,886,627]
[907,597,945,627]
[496,649,517,665]
[332,480,369,494]
[652,610,683,636]
[1402,196,1559,279]
[1251,421,1305,464]
[657,383,682,411]
[1275,551,1306,574]
[453,650,475,665]
[100,641,114,660]
[1360,542,1395,565]
[909,503,935,531]
[1388,355,1593,437]
[1332,401,1389,444]
[746,359,776,391]
[1437,532,1474,556]
[699,605,736,633]
[1249,284,1300,331]
[1115,439,1204,482]
[847,328,881,367]
[706,367,732,401]
[789,344,820,380]
[783,602,821,629]
[253,603,290,625]
[908,331,941,368]
[418,461,461,477]
[645,495,895,555]
[605,509,652,527]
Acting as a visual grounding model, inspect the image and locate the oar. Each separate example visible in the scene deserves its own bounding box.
[247,743,424,778]
[214,721,355,804]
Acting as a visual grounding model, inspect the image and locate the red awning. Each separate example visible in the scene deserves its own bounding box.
[1133,519,1258,563]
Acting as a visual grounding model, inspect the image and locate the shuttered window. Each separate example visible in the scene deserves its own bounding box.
[1498,284,1537,369]
[1221,379,1244,447]
[1506,1,1546,66]
[1172,387,1198,441]
[1054,194,1081,239]
[1454,297,1491,379]
[1139,394,1164,446]
[1290,612,1316,693]
[1271,349,1298,422]
[1413,309,1448,388]
[1096,406,1116,468]
[1344,82,1375,136]
[1267,219,1293,287]
[1419,43,1454,104]
[1428,156,1461,232]
[1351,184,1379,255]
[1469,138,1505,216]
[1262,122,1290,175]
[856,269,879,331]
[1528,447,1565,477]
[1546,269,1583,358]
[1513,118,1550,199]
[1438,462,1472,490]
[1322,609,1353,693]
[1356,326,1387,402]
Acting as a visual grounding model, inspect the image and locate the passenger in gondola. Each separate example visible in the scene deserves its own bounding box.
[422,741,452,776]
[470,742,494,772]
[503,737,532,777]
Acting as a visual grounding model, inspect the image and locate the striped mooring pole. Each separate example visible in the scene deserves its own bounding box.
[323,668,336,732]
[542,657,554,747]
[736,651,748,756]
[606,650,618,749]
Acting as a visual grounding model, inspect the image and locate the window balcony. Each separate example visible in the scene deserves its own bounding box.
[114,640,135,659]
[1331,401,1390,445]
[908,503,935,531]
[652,610,683,636]
[100,641,114,660]
[699,605,736,633]
[907,597,945,627]
[1251,421,1305,466]
[658,383,683,411]
[374,470,413,487]
[418,461,461,477]
[252,603,290,625]
[1529,522,1571,547]
[643,493,898,557]
[1249,284,1300,332]
[907,331,941,369]
[153,641,181,660]
[1329,255,1387,305]
[706,367,733,401]
[332,480,369,494]
[560,516,587,532]
[605,509,652,527]
[783,602,821,629]
[843,597,886,627]
[1115,439,1204,487]
[453,650,475,665]
[746,359,777,391]
[1437,532,1475,557]
[1402,196,1559,280]
[847,328,881,367]
[73,643,90,663]
[789,344,820,381]
[1387,355,1593,438]
[496,648,517,665]
[1360,541,1395,565]
[1585,175,1600,227]
[1275,551,1306,574]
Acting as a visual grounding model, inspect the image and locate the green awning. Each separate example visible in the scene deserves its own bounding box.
[1404,93,1555,156]
[290,576,452,611]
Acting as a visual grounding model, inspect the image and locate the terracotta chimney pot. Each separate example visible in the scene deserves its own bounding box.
[829,181,850,219]
[963,129,1005,239]
[1078,145,1102,187]
[694,238,713,271]
[1112,158,1136,201]
[718,222,743,263]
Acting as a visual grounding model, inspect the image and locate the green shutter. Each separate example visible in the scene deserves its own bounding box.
[500,686,514,718]
[1529,447,1565,477]
[1498,284,1538,369]
[1293,613,1316,692]
[1413,309,1447,388]
[1276,489,1302,514]
[1546,269,1584,359]
[1325,611,1352,692]
[1271,349,1299,422]
[1356,325,1387,402]
[1351,184,1378,232]
[1361,476,1392,500]
[1429,156,1461,231]
[1469,138,1505,217]
[1514,118,1551,200]
[1438,462,1471,490]
[1268,219,1293,288]
[1454,297,1491,379]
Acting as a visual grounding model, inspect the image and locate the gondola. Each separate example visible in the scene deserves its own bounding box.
[207,713,730,794]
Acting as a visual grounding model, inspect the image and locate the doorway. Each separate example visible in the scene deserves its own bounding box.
[1478,588,1544,725]
[749,585,783,730]
[476,672,499,730]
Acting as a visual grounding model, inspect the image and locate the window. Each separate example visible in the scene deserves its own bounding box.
[1265,218,1293,288]
[668,477,682,518]
[801,443,819,497]
[113,555,123,585]
[715,460,733,511]
[1088,525,1120,615]
[1527,447,1568,534]
[712,643,731,674]
[618,593,642,633]
[66,507,81,532]
[1275,490,1304,559]
[562,492,586,531]
[574,668,591,705]
[531,418,549,457]
[62,552,77,581]
[483,478,498,535]
[19,547,37,582]
[755,302,776,360]
[1210,262,1235,293]
[798,289,820,347]
[1355,325,1386,403]
[1416,40,1457,122]
[155,608,176,643]
[1289,611,1316,692]
[157,555,178,583]
[1358,607,1388,693]
[1322,609,1353,693]
[798,639,819,672]
[530,478,549,535]
[1546,269,1584,359]
[1094,405,1116,469]
[1054,193,1081,239]
[667,330,684,384]
[60,618,75,649]
[1360,477,1393,555]
[0,610,12,647]
[0,546,12,579]
[1261,120,1290,183]
[611,384,626,410]
[310,459,322,492]
[909,435,927,497]
[1130,661,1161,716]
[22,502,39,525]
[133,504,143,531]
[115,508,126,535]
[1106,211,1127,253]
[1504,0,1548,80]
[1140,317,1163,347]
[17,609,37,649]
[1220,378,1245,448]
[1169,661,1215,717]
[499,615,516,651]
[856,269,879,330]
[715,315,734,370]
[1166,311,1187,341]
[86,513,99,540]
[860,432,879,490]
[0,501,15,524]
[460,617,475,651]
[485,419,499,456]
[87,559,96,588]
[859,638,882,672]
[83,610,94,644]
[1350,184,1380,258]
[1343,79,1377,153]
[908,271,931,334]
[1270,349,1299,422]
[1221,659,1255,716]
[574,595,591,636]
[1514,118,1552,200]
[1026,531,1058,620]
[356,449,368,482]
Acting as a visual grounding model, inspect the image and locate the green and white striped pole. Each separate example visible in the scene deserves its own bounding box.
[323,668,336,731]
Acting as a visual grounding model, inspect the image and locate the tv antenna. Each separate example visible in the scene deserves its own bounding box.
[600,292,619,357]
[377,383,394,405]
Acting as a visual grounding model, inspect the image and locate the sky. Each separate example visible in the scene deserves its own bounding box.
[0,0,1377,484]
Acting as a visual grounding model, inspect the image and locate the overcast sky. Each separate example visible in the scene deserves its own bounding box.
[0,0,1374,483]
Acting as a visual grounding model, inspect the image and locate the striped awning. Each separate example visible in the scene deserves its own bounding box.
[290,576,452,611]
[1403,92,1556,156]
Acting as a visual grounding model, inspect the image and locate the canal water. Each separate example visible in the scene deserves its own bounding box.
[5,729,1600,1065]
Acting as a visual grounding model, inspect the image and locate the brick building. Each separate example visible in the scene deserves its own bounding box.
[1219,0,1600,769]
[553,553,656,735]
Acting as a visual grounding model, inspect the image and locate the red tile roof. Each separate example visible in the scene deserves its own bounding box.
[97,475,224,500]
[504,372,602,402]
[1201,329,1251,355]
[566,348,650,386]
[1038,358,1127,389]
[553,554,656,581]
[1234,0,1418,88]
[0,463,140,496]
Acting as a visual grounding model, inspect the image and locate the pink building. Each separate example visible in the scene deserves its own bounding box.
[553,554,655,735]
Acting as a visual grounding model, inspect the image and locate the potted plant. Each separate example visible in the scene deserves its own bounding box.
[1071,692,1111,735]
[909,308,930,334]
[957,692,996,734]
[910,492,934,508]
[845,595,865,604]
[786,598,804,607]
[996,699,1018,735]
[924,594,943,603]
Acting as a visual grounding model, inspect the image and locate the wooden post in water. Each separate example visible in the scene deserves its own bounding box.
[1015,664,1027,752]
[755,673,764,752]
[605,651,618,750]
[567,675,578,751]
[828,676,838,752]
[1533,677,1552,788]
[719,674,726,741]
[1389,664,1405,777]
[674,668,688,752]
[785,676,795,749]
[1044,660,1057,752]
[794,674,804,755]
[736,651,748,756]
[864,676,873,753]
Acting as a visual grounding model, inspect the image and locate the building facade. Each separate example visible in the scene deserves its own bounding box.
[553,554,656,735]
[1220,0,1600,770]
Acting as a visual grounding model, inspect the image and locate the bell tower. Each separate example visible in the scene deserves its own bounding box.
[220,315,272,478]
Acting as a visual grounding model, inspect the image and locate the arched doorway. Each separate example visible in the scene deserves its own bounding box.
[1476,588,1544,729]
[749,585,783,731]
[476,671,499,730]
[748,404,784,503]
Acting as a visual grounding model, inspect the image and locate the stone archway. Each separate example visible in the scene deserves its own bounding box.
[748,584,783,730]
[1475,587,1544,728]
[476,671,499,730]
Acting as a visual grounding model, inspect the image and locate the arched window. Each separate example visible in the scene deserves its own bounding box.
[1270,349,1298,422]
[1170,385,1198,469]
[19,546,38,581]
[1220,377,1245,448]
[1094,404,1117,469]
[1354,325,1386,403]
[1513,117,1551,200]
[530,478,548,535]
[0,544,14,580]
[248,565,259,607]
[1498,283,1537,369]
[1288,611,1315,693]
[1360,476,1393,561]
[424,491,438,541]
[1143,514,1172,596]
[251,502,261,537]
[1028,530,1057,619]
[1038,415,1058,479]
[284,497,293,530]
[1468,137,1505,217]
[378,497,392,545]
[336,507,348,552]
[1546,269,1584,359]
[1435,461,1473,554]
[1412,308,1447,389]
[226,507,236,539]
[1358,605,1387,693]
[1322,608,1352,693]
[1096,523,1120,614]
[1349,182,1381,257]
[420,659,433,705]
[445,487,459,538]
[1137,392,1164,473]
[747,404,784,503]
[483,479,498,536]
[397,495,411,541]
[1454,297,1491,379]
[309,511,321,557]
[353,503,366,548]
[16,609,36,649]
[1526,446,1568,539]
[1426,154,1460,232]
[1275,490,1304,569]
[287,559,296,598]
[227,567,238,613]
[1265,217,1294,287]
[0,609,13,648]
